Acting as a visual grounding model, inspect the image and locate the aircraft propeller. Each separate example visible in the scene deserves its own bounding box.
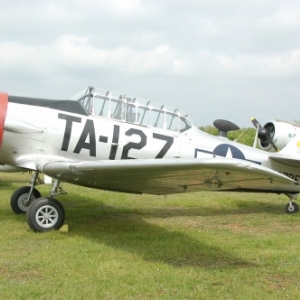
[251,117,279,151]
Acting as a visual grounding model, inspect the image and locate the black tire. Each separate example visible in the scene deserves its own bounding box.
[286,202,299,214]
[26,197,65,232]
[10,186,42,214]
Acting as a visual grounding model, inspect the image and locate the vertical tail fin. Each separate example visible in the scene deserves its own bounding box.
[279,136,300,157]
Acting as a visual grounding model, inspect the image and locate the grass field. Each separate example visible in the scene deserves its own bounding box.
[1,172,300,299]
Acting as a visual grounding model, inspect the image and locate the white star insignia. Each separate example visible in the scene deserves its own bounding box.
[225,147,233,158]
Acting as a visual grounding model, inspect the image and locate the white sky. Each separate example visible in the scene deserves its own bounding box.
[1,0,300,127]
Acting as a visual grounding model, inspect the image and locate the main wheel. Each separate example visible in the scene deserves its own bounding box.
[286,202,299,214]
[26,197,65,232]
[10,186,42,214]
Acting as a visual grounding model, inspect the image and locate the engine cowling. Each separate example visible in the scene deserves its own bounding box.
[258,119,300,152]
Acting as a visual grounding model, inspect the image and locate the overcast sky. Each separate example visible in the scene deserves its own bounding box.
[1,0,300,127]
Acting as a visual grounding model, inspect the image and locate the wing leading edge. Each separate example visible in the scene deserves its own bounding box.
[39,158,299,195]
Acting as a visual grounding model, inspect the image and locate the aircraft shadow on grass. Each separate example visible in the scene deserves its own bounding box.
[47,194,276,269]
[136,200,286,217]
[0,181,14,188]
[8,187,286,269]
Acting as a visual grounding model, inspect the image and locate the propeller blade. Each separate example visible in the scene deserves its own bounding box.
[251,117,261,148]
[250,117,261,129]
[269,140,279,152]
[253,125,259,148]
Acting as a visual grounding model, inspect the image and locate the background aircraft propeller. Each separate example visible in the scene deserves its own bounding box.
[251,117,278,151]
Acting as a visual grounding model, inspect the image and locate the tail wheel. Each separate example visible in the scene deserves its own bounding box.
[10,186,42,214]
[286,201,299,214]
[26,197,65,232]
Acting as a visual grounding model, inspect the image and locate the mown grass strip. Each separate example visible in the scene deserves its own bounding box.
[0,172,300,299]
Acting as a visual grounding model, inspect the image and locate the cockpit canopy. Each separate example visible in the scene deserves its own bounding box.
[71,87,194,133]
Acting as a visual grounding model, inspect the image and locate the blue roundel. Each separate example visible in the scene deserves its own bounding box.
[213,144,245,160]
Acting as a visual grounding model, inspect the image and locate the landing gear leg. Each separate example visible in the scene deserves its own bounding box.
[26,179,66,232]
[10,171,42,214]
[285,193,299,214]
[50,179,67,197]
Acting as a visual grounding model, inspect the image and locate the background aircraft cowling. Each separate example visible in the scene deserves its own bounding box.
[252,118,300,152]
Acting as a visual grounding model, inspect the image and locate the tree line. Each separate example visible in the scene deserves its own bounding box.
[199,125,256,147]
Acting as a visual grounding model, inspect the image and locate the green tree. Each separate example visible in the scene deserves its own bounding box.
[200,125,256,146]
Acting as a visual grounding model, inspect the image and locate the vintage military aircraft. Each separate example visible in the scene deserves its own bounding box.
[0,87,299,232]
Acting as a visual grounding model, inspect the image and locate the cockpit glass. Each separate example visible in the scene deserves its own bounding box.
[70,87,194,132]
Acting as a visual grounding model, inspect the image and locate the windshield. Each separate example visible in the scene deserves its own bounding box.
[70,87,194,133]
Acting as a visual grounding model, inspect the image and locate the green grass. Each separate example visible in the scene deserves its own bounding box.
[1,172,300,299]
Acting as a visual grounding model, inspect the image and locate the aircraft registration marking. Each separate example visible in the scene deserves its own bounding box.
[108,125,120,160]
[58,113,174,159]
[280,172,300,182]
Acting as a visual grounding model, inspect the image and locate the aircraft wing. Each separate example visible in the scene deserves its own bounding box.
[39,158,299,195]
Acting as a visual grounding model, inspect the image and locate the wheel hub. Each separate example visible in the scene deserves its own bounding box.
[35,205,58,228]
[18,193,31,211]
[43,213,50,220]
